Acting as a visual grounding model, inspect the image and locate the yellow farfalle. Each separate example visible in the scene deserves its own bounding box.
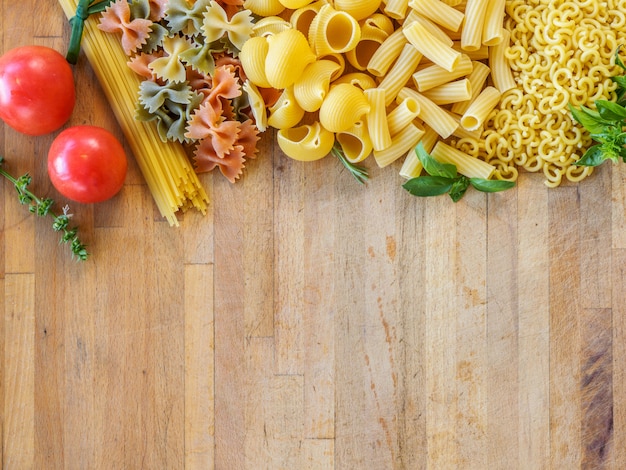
[148,35,192,83]
[201,0,254,49]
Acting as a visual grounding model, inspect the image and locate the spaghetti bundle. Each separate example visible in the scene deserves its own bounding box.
[57,0,209,226]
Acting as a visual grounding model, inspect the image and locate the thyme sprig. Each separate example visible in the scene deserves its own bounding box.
[0,157,88,261]
[331,144,369,184]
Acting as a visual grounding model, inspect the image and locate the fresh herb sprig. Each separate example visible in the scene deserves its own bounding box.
[402,143,515,201]
[569,46,626,167]
[0,157,88,261]
[331,144,369,184]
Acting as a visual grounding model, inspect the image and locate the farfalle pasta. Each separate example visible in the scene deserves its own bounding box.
[97,0,262,186]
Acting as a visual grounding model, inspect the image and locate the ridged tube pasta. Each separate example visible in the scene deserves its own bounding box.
[267,86,305,129]
[430,141,495,179]
[309,4,362,56]
[422,79,472,105]
[319,83,370,133]
[336,120,373,163]
[277,122,334,161]
[334,0,382,20]
[244,0,285,16]
[377,43,422,105]
[265,29,316,89]
[367,29,408,77]
[386,96,421,135]
[399,126,439,178]
[239,36,271,88]
[460,86,501,131]
[373,122,425,168]
[407,0,465,32]
[294,60,341,112]
[403,20,461,72]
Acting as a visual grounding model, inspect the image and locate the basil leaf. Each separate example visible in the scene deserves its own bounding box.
[449,176,470,202]
[403,175,455,197]
[611,75,626,91]
[568,104,608,134]
[595,100,626,121]
[414,143,457,179]
[576,144,608,166]
[468,178,516,193]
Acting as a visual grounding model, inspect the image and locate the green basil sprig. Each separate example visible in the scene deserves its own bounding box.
[402,143,515,202]
[570,46,626,167]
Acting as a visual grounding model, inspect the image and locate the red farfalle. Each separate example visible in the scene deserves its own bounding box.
[194,140,246,183]
[237,119,260,159]
[98,0,153,56]
[148,0,168,21]
[127,51,164,80]
[186,102,241,158]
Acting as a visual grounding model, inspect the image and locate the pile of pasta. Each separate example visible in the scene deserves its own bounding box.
[238,0,626,186]
[88,0,626,216]
[97,0,261,183]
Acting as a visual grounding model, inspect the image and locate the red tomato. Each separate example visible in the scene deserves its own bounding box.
[48,126,128,204]
[0,45,75,135]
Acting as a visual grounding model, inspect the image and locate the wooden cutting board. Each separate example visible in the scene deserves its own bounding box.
[1,1,624,468]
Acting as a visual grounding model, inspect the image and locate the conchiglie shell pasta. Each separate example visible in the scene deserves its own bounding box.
[239,36,271,88]
[332,72,377,90]
[294,60,342,112]
[267,86,305,129]
[244,0,285,17]
[279,0,315,8]
[277,122,335,161]
[290,1,325,36]
[345,15,390,70]
[336,120,373,163]
[334,0,382,20]
[265,29,316,89]
[309,4,361,56]
[253,16,292,37]
[319,83,370,132]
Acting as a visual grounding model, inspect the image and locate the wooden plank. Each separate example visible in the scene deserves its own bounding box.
[549,186,582,468]
[516,174,550,467]
[612,249,626,470]
[3,273,35,468]
[455,190,488,469]
[184,264,215,469]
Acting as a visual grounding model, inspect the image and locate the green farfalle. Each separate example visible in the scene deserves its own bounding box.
[138,80,194,114]
[179,38,224,75]
[166,0,211,36]
[136,83,203,143]
[141,23,169,54]
[129,0,152,19]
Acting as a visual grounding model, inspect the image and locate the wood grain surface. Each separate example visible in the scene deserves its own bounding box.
[1,1,625,468]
